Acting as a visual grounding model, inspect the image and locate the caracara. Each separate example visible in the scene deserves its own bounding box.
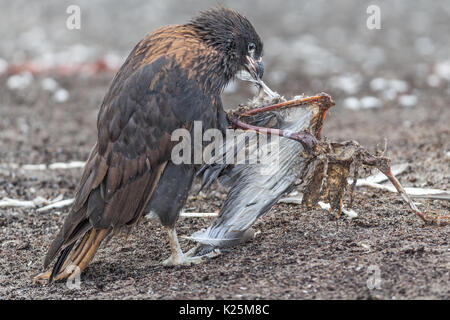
[34,7,264,283]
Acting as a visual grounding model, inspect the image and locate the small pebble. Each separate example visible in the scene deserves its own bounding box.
[370,77,387,91]
[53,88,69,103]
[0,58,8,74]
[7,72,34,90]
[343,97,361,110]
[360,96,381,109]
[434,61,450,80]
[41,77,59,92]
[398,94,418,108]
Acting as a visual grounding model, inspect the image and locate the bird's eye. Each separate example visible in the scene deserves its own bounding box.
[248,42,256,53]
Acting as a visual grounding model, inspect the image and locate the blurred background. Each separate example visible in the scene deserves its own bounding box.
[1,1,449,300]
[1,0,449,106]
[0,0,449,164]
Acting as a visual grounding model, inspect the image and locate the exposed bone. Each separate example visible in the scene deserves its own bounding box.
[348,163,409,186]
[233,98,449,226]
[47,161,85,170]
[358,151,449,225]
[347,162,448,200]
[186,92,448,256]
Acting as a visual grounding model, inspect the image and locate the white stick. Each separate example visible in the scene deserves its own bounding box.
[0,196,49,208]
[278,196,303,205]
[180,212,219,218]
[9,196,219,217]
[348,162,449,200]
[48,161,85,169]
[0,198,37,208]
[1,161,85,171]
[358,181,449,197]
[36,199,75,212]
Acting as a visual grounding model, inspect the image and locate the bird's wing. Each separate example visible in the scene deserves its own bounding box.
[191,137,303,248]
[191,107,317,251]
[44,55,214,269]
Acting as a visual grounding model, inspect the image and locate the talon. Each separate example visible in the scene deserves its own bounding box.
[163,249,221,266]
[163,254,203,266]
[163,227,221,267]
[33,272,51,285]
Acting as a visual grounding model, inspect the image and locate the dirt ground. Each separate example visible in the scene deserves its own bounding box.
[0,0,449,300]
[0,74,448,300]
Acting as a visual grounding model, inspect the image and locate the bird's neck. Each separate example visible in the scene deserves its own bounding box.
[191,52,234,94]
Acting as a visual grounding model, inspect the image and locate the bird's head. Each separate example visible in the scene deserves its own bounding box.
[188,7,264,84]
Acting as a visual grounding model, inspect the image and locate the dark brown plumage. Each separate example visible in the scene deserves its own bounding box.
[34,7,264,283]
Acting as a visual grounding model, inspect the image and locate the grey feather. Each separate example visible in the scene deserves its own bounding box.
[190,104,317,252]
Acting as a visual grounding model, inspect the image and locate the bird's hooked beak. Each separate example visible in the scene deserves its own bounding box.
[246,55,264,80]
[236,56,280,101]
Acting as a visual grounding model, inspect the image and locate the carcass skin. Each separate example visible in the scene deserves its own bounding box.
[189,94,333,256]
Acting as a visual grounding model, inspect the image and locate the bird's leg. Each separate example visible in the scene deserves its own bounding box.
[162,227,186,266]
[231,117,320,154]
[162,227,220,266]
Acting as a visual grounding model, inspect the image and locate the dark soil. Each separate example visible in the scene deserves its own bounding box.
[0,0,449,300]
[0,75,448,300]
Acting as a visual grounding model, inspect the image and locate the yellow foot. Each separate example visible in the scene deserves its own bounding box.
[33,264,82,285]
[163,249,221,267]
[33,271,52,285]
[162,253,204,267]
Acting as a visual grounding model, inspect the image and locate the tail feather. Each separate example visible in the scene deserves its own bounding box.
[49,243,75,283]
[48,228,110,282]
[40,161,168,283]
[43,216,89,269]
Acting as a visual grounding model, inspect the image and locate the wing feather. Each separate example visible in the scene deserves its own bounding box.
[44,29,224,270]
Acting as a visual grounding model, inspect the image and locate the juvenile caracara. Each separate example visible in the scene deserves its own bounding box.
[34,7,264,283]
